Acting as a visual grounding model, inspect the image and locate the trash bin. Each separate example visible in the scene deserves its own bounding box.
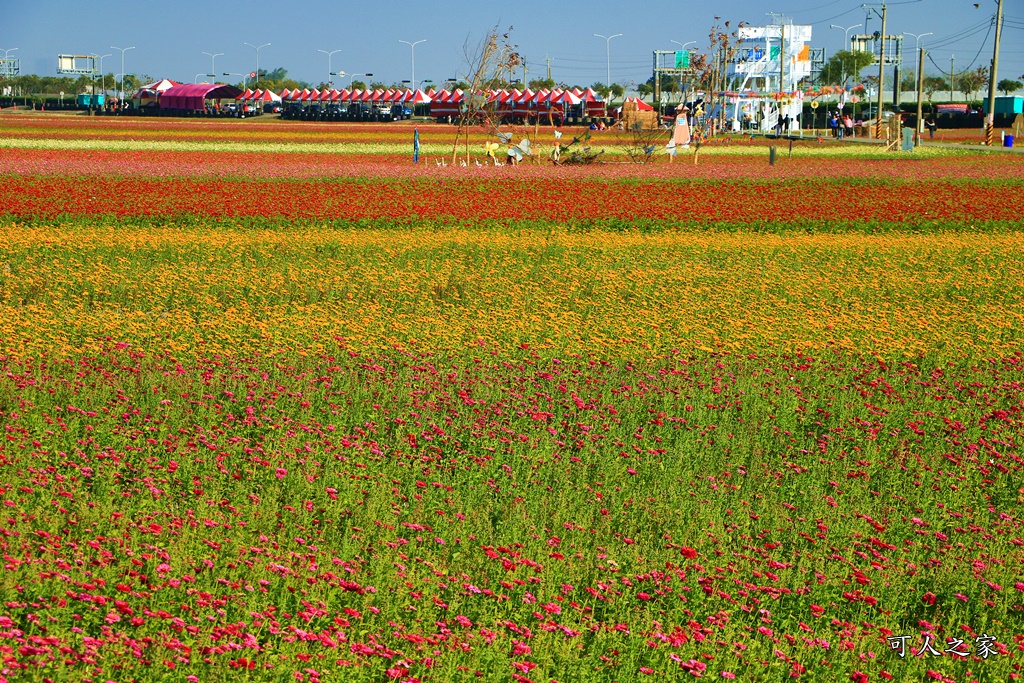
[1004,135,1014,148]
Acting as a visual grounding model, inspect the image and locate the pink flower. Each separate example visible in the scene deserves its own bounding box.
[275,467,287,479]
[722,674,736,680]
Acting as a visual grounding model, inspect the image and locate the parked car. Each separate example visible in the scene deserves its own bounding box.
[861,107,898,121]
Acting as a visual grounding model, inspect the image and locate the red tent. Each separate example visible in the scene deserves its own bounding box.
[621,96,654,111]
[237,88,253,101]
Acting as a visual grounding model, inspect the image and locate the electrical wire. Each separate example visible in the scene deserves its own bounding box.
[927,19,993,49]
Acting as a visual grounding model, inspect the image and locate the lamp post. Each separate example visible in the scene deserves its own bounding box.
[202,52,224,79]
[110,45,135,98]
[244,42,270,86]
[318,49,342,86]
[593,33,622,88]
[830,24,862,87]
[346,73,372,89]
[903,31,931,90]
[224,72,249,90]
[97,53,112,96]
[195,73,215,84]
[399,39,426,89]
[2,47,17,59]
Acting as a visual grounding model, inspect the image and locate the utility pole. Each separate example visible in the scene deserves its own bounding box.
[950,55,955,101]
[546,55,552,81]
[874,4,887,139]
[892,36,901,109]
[984,0,1004,145]
[915,46,925,145]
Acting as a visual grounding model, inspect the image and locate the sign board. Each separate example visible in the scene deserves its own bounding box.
[57,54,98,75]
[674,50,690,69]
[0,58,19,77]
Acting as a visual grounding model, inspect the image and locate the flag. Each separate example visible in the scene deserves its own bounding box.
[413,128,420,164]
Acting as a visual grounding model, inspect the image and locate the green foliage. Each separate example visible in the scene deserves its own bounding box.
[528,77,556,90]
[922,75,949,102]
[957,66,988,101]
[817,50,877,87]
[997,78,1022,96]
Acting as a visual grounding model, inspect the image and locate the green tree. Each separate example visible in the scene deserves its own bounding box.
[817,50,876,87]
[528,77,555,90]
[958,66,988,102]
[922,75,948,103]
[900,68,918,93]
[350,80,367,91]
[997,78,1022,96]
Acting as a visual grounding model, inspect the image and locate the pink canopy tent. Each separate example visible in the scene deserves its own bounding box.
[159,83,242,111]
[236,88,253,101]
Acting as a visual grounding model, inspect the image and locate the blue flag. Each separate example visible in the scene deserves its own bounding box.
[413,128,420,164]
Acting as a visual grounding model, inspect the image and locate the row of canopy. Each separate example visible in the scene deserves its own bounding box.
[273,86,610,117]
[131,79,620,116]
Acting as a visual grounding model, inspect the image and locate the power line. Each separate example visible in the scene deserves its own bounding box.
[928,18,993,49]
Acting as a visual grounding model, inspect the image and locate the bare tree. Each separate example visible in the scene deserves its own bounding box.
[450,26,520,166]
[687,20,743,164]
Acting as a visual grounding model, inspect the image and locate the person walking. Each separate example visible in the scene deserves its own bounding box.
[926,116,937,139]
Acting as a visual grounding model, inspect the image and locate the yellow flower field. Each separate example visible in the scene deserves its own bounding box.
[1,224,1021,359]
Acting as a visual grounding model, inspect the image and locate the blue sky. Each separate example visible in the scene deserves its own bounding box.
[4,0,1020,89]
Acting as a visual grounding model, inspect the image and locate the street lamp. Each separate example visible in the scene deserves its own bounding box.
[224,72,249,90]
[345,73,372,88]
[244,42,270,86]
[594,33,622,88]
[202,52,224,79]
[110,45,135,97]
[398,39,426,88]
[903,31,932,77]
[97,53,112,97]
[318,49,342,85]
[829,24,861,87]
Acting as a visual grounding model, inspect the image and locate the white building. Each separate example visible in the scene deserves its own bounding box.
[729,23,813,93]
